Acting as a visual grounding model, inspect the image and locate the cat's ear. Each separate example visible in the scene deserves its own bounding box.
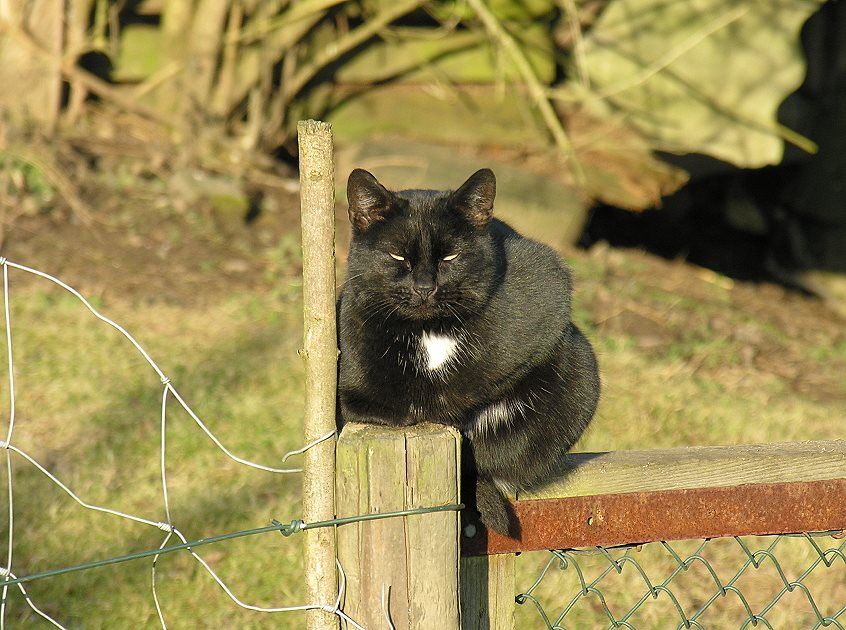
[347,168,394,232]
[451,168,496,227]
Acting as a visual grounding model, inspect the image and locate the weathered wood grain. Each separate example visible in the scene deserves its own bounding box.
[299,119,339,630]
[460,554,515,630]
[523,440,846,500]
[336,423,462,630]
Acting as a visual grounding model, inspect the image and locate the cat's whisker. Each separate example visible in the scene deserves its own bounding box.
[444,303,466,326]
[385,305,402,323]
[337,273,365,288]
[519,392,541,414]
[359,298,398,326]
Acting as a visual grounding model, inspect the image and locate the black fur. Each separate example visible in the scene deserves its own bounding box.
[337,168,600,536]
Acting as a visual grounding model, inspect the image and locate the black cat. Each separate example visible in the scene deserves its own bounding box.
[337,167,600,536]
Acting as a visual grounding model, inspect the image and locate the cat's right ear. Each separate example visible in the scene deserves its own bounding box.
[451,168,496,228]
[347,169,394,232]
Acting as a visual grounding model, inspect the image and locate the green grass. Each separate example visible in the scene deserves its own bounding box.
[0,280,309,628]
[1,241,843,628]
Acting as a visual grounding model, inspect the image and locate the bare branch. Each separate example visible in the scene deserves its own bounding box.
[463,0,575,155]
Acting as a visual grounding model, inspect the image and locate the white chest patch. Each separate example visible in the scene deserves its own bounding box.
[420,331,458,371]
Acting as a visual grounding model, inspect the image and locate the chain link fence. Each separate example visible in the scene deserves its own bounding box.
[516,532,846,629]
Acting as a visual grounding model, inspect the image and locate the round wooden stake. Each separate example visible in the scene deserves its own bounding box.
[298,119,339,630]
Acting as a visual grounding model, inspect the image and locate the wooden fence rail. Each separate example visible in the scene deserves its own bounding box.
[335,424,846,629]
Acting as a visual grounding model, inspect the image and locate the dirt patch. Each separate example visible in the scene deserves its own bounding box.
[4,174,302,306]
[583,244,845,403]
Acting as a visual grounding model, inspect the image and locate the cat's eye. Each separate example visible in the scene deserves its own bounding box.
[388,253,405,261]
[442,253,459,262]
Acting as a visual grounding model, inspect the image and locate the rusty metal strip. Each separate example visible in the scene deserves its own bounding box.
[461,478,846,556]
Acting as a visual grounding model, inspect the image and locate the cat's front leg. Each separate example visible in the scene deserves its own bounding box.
[339,391,417,427]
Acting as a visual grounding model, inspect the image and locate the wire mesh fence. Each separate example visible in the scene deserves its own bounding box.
[516,532,846,629]
[0,258,358,628]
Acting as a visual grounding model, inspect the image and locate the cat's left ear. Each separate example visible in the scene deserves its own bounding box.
[451,168,496,227]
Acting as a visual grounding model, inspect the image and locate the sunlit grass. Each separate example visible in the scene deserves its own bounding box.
[0,278,309,628]
[0,241,843,627]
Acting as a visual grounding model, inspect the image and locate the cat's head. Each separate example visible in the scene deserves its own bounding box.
[344,168,498,323]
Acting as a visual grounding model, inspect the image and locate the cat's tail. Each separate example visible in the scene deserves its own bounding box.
[475,476,519,538]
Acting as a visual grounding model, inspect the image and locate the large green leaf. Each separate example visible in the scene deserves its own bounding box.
[570,0,822,168]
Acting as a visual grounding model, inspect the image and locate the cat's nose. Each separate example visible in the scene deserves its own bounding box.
[413,284,437,300]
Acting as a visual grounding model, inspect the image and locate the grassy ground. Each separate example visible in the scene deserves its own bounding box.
[1,277,310,628]
[1,169,844,628]
[512,246,846,628]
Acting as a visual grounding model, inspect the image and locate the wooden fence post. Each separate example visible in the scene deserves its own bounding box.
[460,554,515,630]
[299,119,339,630]
[336,423,462,629]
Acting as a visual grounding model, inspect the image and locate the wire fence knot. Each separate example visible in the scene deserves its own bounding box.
[0,567,9,578]
[156,522,174,533]
[273,518,306,537]
[160,375,172,386]
[0,257,6,267]
[0,440,8,449]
